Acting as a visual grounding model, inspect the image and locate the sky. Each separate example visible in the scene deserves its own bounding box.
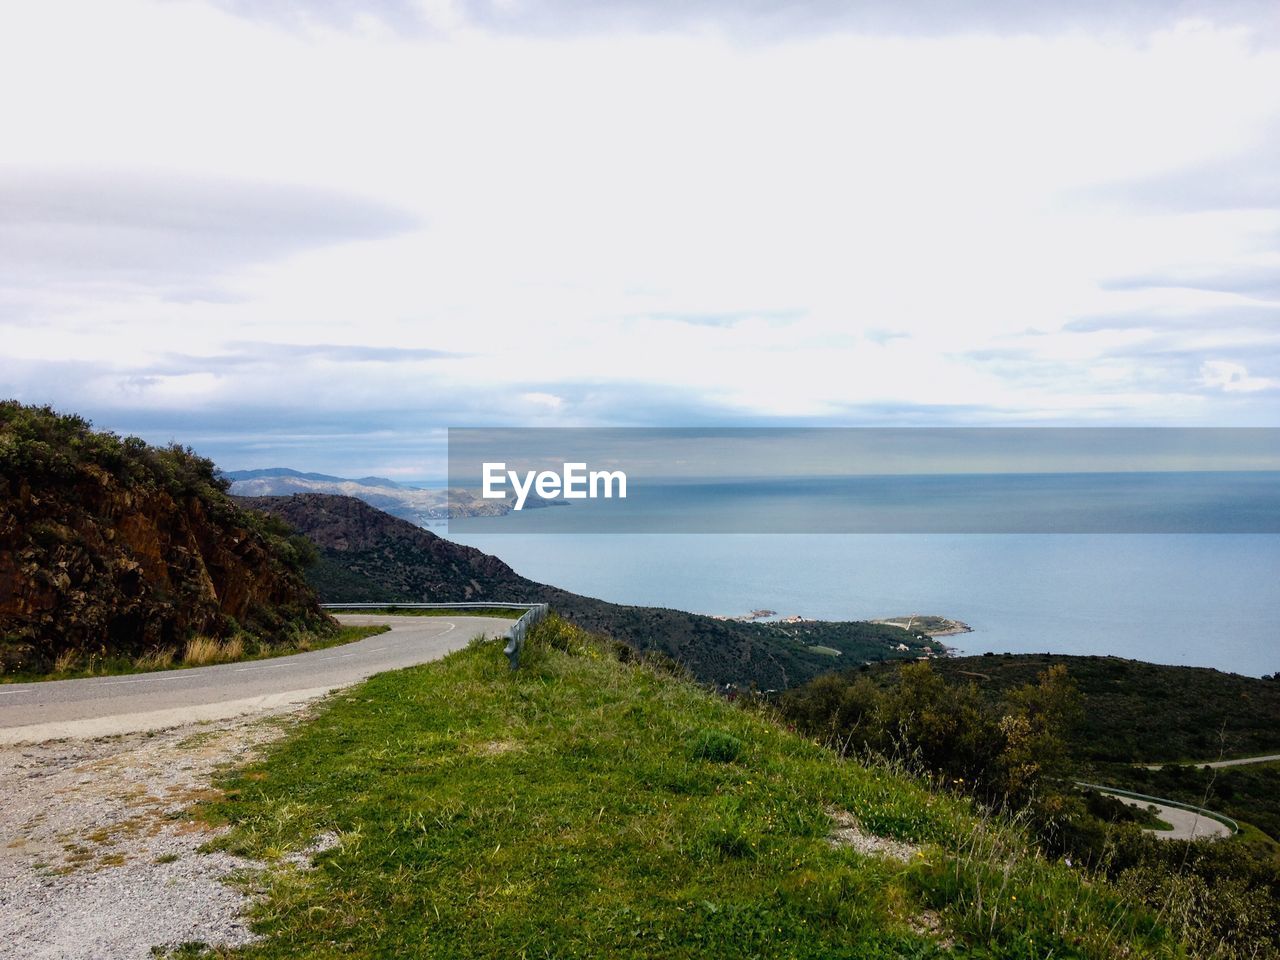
[2,0,1278,478]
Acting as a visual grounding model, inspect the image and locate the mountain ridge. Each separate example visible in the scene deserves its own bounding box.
[227,472,509,524]
[224,467,404,489]
[235,492,935,689]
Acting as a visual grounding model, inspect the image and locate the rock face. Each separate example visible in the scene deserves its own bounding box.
[0,403,329,672]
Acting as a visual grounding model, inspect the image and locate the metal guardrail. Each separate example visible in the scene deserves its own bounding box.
[499,603,550,670]
[321,602,550,670]
[1074,780,1240,836]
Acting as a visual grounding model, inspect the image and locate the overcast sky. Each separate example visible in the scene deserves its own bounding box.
[2,0,1278,476]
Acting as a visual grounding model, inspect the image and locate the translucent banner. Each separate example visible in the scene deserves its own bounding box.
[446,428,1280,534]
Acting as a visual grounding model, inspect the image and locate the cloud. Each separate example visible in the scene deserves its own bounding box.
[1200,359,1279,392]
[1063,306,1280,333]
[1086,127,1280,214]
[141,343,466,376]
[630,309,803,329]
[209,0,1280,41]
[2,1,1280,472]
[0,171,418,293]
[1100,267,1280,300]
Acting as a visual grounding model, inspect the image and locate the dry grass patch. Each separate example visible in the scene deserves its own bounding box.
[136,646,177,670]
[184,636,244,666]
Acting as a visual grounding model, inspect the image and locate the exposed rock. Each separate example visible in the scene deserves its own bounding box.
[825,807,921,862]
[0,403,329,673]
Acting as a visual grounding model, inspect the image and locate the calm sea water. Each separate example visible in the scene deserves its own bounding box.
[442,531,1280,677]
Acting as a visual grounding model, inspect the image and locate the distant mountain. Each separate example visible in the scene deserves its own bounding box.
[225,469,508,524]
[224,467,403,489]
[236,492,933,689]
[0,404,329,672]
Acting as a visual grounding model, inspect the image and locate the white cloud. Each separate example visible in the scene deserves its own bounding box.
[1,0,1278,470]
[1200,360,1279,393]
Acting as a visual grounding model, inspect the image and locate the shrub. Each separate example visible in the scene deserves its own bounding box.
[688,729,743,763]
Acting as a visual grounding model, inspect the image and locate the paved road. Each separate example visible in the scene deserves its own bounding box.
[1101,792,1235,841]
[0,615,512,744]
[1142,753,1280,770]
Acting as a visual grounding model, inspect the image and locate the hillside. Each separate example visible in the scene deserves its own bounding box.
[853,653,1280,765]
[201,615,1181,959]
[226,468,510,523]
[236,493,934,689]
[0,403,329,673]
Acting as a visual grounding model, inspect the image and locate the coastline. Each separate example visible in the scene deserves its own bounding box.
[871,615,973,639]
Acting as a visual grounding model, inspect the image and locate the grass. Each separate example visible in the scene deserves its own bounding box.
[3,625,389,683]
[192,615,1182,959]
[184,635,244,666]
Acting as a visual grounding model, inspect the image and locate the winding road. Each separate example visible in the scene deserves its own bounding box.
[1106,793,1235,841]
[1142,753,1280,770]
[0,614,512,745]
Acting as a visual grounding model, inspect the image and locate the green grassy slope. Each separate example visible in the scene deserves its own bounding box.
[199,618,1180,960]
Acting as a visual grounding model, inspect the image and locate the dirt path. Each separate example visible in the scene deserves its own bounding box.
[0,709,309,959]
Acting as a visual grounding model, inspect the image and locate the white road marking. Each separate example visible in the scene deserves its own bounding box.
[98,675,199,687]
[0,689,28,696]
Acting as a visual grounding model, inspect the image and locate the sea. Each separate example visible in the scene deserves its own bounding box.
[439,474,1280,677]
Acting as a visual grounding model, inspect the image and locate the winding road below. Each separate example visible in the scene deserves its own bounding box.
[1078,781,1237,841]
[1142,753,1280,770]
[0,614,512,745]
[1109,794,1235,841]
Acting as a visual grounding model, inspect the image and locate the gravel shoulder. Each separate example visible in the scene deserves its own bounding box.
[0,615,512,958]
[0,708,311,959]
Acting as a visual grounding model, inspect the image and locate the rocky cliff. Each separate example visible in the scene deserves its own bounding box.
[0,403,330,673]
